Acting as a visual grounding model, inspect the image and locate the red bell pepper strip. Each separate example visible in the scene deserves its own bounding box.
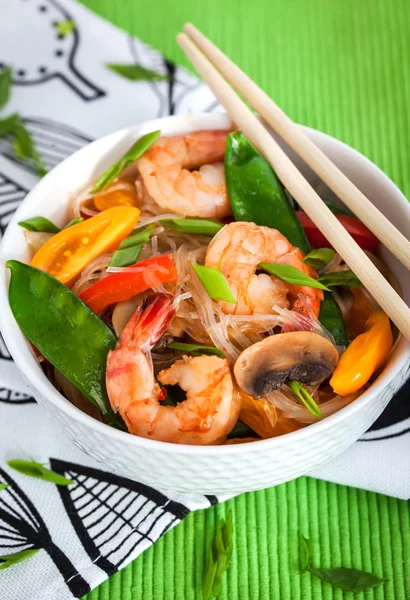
[79,253,177,314]
[296,211,378,252]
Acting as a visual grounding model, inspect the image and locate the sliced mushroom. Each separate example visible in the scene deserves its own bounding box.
[234,332,339,398]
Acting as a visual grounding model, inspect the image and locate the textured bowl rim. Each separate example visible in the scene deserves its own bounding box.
[1,112,409,456]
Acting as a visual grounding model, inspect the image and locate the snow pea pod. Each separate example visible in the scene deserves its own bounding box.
[225,132,310,253]
[319,292,348,347]
[6,260,124,429]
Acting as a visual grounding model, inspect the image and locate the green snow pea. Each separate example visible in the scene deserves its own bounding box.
[225,131,310,253]
[6,260,124,429]
[225,132,347,344]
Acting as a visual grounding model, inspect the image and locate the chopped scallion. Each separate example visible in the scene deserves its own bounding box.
[18,217,60,234]
[160,218,223,237]
[191,263,236,304]
[109,244,142,268]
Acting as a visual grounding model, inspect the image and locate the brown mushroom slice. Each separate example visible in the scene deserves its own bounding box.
[234,331,339,398]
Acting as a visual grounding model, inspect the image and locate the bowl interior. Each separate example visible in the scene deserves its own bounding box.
[1,112,409,454]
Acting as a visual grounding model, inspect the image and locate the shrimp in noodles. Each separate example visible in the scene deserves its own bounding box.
[106,293,240,444]
[136,130,232,218]
[205,221,323,317]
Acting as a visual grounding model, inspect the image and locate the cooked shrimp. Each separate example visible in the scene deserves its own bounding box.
[205,221,323,317]
[136,130,232,218]
[106,292,240,444]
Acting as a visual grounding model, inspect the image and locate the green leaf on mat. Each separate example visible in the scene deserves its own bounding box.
[0,484,9,492]
[298,533,312,572]
[55,20,76,37]
[7,459,73,486]
[0,67,12,109]
[308,567,387,592]
[0,549,39,571]
[202,512,234,599]
[106,63,169,82]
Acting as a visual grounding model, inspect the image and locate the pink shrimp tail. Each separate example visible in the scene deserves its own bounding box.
[119,292,176,349]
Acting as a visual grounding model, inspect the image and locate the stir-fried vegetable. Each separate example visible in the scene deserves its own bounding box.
[120,223,156,248]
[318,270,362,288]
[288,380,322,418]
[225,132,310,253]
[6,260,123,427]
[91,130,161,193]
[109,244,142,268]
[191,264,237,303]
[93,181,138,211]
[160,217,223,237]
[31,206,140,285]
[330,310,393,396]
[79,253,177,314]
[238,393,278,438]
[296,211,378,252]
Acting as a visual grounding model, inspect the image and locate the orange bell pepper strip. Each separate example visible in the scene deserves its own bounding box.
[31,206,140,285]
[238,392,278,438]
[330,310,393,396]
[93,181,138,212]
[79,254,177,314]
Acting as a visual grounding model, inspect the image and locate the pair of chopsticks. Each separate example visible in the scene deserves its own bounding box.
[177,24,410,343]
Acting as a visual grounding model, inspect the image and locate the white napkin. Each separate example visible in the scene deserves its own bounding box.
[0,1,410,598]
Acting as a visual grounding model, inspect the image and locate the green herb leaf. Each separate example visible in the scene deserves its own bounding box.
[18,217,60,233]
[7,459,73,486]
[0,113,20,136]
[167,342,224,358]
[318,270,362,288]
[13,119,47,177]
[55,20,76,37]
[299,533,312,572]
[119,223,156,249]
[109,244,142,268]
[0,67,12,109]
[160,218,223,237]
[63,217,84,229]
[259,263,329,291]
[288,381,322,418]
[91,130,161,193]
[106,63,169,82]
[0,483,9,492]
[303,248,336,269]
[308,567,387,592]
[0,549,39,571]
[191,264,236,304]
[202,514,234,600]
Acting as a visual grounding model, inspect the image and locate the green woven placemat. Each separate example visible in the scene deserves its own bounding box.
[79,0,410,598]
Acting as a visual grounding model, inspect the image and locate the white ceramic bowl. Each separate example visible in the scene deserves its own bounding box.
[1,113,409,495]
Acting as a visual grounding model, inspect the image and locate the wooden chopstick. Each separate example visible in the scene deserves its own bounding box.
[183,23,410,274]
[176,30,410,343]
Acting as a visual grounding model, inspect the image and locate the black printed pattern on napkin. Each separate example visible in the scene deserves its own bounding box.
[0,117,92,176]
[50,459,190,576]
[0,467,91,597]
[6,0,105,101]
[0,172,27,236]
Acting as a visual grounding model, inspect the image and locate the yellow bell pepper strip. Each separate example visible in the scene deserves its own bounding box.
[330,310,393,396]
[93,181,138,211]
[31,206,140,285]
[238,392,278,438]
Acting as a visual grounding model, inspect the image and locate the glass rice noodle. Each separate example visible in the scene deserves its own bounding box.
[28,130,397,445]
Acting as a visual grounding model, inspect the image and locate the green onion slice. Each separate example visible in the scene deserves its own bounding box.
[167,342,224,358]
[109,244,142,268]
[91,130,161,193]
[303,248,336,269]
[18,217,60,233]
[318,270,362,288]
[160,218,223,237]
[259,263,329,291]
[63,217,84,229]
[191,263,236,304]
[288,381,322,418]
[120,223,156,249]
